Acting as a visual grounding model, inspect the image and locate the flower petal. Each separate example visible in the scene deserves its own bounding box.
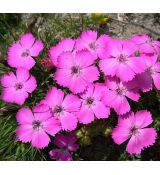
[75,50,96,68]
[81,30,97,43]
[96,34,110,59]
[152,72,160,90]
[68,143,79,152]
[1,87,28,105]
[69,76,87,94]
[33,104,52,122]
[59,151,73,161]
[127,56,146,74]
[49,149,61,160]
[112,125,130,145]
[1,72,17,87]
[16,124,33,143]
[140,128,157,148]
[16,107,34,124]
[78,107,94,124]
[82,66,99,83]
[31,130,50,149]
[125,90,140,102]
[20,33,35,49]
[105,76,119,91]
[24,75,37,93]
[16,68,30,82]
[54,134,68,148]
[55,68,71,87]
[30,40,43,57]
[113,96,130,115]
[116,64,135,82]
[126,134,143,154]
[49,38,74,67]
[92,101,110,119]
[66,133,78,144]
[57,51,74,69]
[62,94,81,112]
[99,58,118,77]
[43,87,64,108]
[43,117,61,136]
[60,112,78,131]
[118,111,135,129]
[134,110,153,128]
[136,71,153,92]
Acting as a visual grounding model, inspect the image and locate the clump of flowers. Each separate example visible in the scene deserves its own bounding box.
[1,31,160,160]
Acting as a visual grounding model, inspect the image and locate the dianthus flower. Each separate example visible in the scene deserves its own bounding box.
[75,30,110,59]
[78,84,110,124]
[103,76,140,115]
[55,50,99,93]
[41,87,81,131]
[112,110,157,154]
[99,39,146,82]
[49,133,79,161]
[16,104,61,149]
[8,33,43,70]
[1,68,37,105]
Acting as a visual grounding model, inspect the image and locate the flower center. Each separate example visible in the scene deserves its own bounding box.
[130,126,139,136]
[89,42,98,50]
[116,86,126,96]
[117,54,128,63]
[71,66,80,75]
[14,83,23,90]
[21,49,30,57]
[53,105,64,116]
[32,120,42,131]
[86,97,95,107]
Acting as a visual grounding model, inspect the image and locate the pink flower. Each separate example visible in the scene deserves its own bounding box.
[131,34,160,55]
[103,76,140,115]
[41,87,81,131]
[112,110,157,154]
[55,50,99,94]
[49,38,75,67]
[49,133,79,161]
[8,33,44,70]
[136,55,160,92]
[75,30,110,59]
[99,39,146,82]
[16,104,61,149]
[78,84,110,124]
[1,68,37,105]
